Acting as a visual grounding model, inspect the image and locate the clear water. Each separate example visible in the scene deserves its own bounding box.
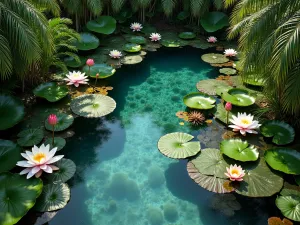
[49,47,271,225]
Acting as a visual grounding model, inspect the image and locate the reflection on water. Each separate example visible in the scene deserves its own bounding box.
[49,47,270,225]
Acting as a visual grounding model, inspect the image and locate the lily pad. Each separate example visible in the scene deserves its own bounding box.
[200,11,229,32]
[161,39,181,48]
[0,94,25,130]
[276,196,300,222]
[0,172,43,225]
[183,92,216,110]
[35,183,70,212]
[157,132,201,159]
[122,55,143,65]
[33,82,69,102]
[123,43,141,52]
[264,148,300,175]
[196,79,231,95]
[215,103,237,124]
[45,113,74,132]
[0,139,21,172]
[243,75,265,87]
[45,159,76,183]
[178,32,196,40]
[141,25,157,34]
[201,53,229,64]
[129,36,147,45]
[221,88,256,107]
[189,39,211,49]
[260,121,295,145]
[82,64,116,79]
[17,128,43,147]
[86,16,116,34]
[70,94,116,118]
[44,137,66,151]
[219,68,237,75]
[63,56,86,68]
[74,33,100,51]
[220,139,259,162]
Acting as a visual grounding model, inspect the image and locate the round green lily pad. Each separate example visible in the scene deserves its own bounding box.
[0,172,43,225]
[82,64,116,79]
[276,196,300,222]
[161,39,181,48]
[260,121,295,145]
[201,53,229,64]
[189,39,211,49]
[219,68,236,75]
[17,128,44,147]
[0,139,21,172]
[123,43,141,52]
[45,159,76,183]
[243,75,265,87]
[264,148,300,175]
[183,92,216,110]
[122,55,143,65]
[35,183,70,212]
[0,94,25,130]
[70,94,116,118]
[63,56,86,68]
[44,137,66,151]
[129,36,147,44]
[220,139,259,162]
[157,132,201,159]
[200,11,229,33]
[86,16,116,35]
[33,82,69,102]
[74,32,100,51]
[45,113,74,132]
[178,32,196,40]
[280,188,300,197]
[196,79,231,95]
[220,88,256,107]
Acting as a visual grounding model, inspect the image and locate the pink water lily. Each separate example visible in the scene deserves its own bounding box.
[207,36,217,43]
[86,58,95,67]
[229,112,261,136]
[64,71,89,87]
[225,164,245,181]
[150,33,161,42]
[130,22,143,32]
[16,144,64,179]
[224,49,238,57]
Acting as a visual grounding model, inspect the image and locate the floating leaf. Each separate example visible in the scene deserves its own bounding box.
[161,39,181,48]
[74,32,100,50]
[189,39,211,49]
[43,137,66,151]
[276,196,300,222]
[86,16,116,34]
[220,88,256,107]
[183,92,216,110]
[123,43,141,52]
[201,53,229,64]
[33,82,69,102]
[215,103,237,124]
[45,159,76,183]
[17,128,43,147]
[129,36,147,44]
[45,113,74,132]
[122,55,143,65]
[63,56,86,68]
[243,75,265,87]
[82,64,116,79]
[200,12,229,32]
[0,139,21,172]
[219,68,236,75]
[196,79,231,95]
[178,32,196,40]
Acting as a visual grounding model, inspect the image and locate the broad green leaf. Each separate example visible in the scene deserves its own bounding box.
[183,92,216,110]
[86,16,116,34]
[0,139,21,172]
[74,33,100,51]
[221,88,256,107]
[45,113,74,132]
[33,82,69,102]
[276,196,300,222]
[82,64,116,78]
[17,128,43,147]
[200,12,229,32]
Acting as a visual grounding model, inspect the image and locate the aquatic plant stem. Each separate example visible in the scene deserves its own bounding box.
[226,111,229,128]
[52,125,55,146]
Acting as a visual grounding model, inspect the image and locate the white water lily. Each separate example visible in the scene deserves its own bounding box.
[64,71,89,87]
[109,50,122,59]
[229,112,261,135]
[224,49,238,57]
[16,144,64,179]
[130,22,143,32]
[150,33,161,42]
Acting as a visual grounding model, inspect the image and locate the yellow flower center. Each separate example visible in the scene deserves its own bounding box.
[241,119,250,125]
[73,73,79,77]
[231,169,240,175]
[33,153,46,163]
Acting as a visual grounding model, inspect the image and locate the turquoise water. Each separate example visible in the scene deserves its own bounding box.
[49,47,271,225]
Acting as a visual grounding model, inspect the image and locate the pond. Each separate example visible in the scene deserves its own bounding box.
[48,47,271,225]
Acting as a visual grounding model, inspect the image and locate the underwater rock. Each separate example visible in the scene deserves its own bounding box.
[126,179,140,201]
[148,166,165,188]
[146,207,164,225]
[163,203,179,222]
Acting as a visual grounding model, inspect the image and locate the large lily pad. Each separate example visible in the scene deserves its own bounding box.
[35,183,70,212]
[219,68,237,75]
[74,33,100,51]
[221,88,256,107]
[123,43,141,52]
[0,139,21,172]
[189,39,211,49]
[63,56,86,68]
[129,36,147,45]
[157,132,200,159]
[70,94,116,118]
[0,94,25,130]
[178,32,196,40]
[183,92,216,110]
[260,121,295,145]
[33,82,69,102]
[122,55,143,65]
[86,16,116,34]
[200,12,229,32]
[276,196,300,222]
[0,172,43,225]
[196,79,231,95]
[17,128,43,147]
[201,53,229,64]
[161,39,181,48]
[44,137,66,151]
[220,139,259,162]
[82,64,116,79]
[45,159,76,183]
[45,113,74,132]
[243,75,265,87]
[264,148,300,175]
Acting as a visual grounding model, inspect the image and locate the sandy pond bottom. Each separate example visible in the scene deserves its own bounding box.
[49,47,271,225]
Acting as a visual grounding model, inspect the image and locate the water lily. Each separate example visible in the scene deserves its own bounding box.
[229,112,261,135]
[150,33,161,42]
[225,164,245,181]
[224,49,238,57]
[109,50,122,59]
[130,22,143,32]
[207,36,217,43]
[64,71,89,87]
[86,58,95,67]
[48,114,57,145]
[16,144,64,179]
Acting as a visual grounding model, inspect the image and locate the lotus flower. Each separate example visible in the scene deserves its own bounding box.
[225,164,245,181]
[86,58,95,67]
[207,36,217,43]
[109,50,122,59]
[229,112,261,135]
[224,49,238,57]
[130,22,143,32]
[64,71,89,87]
[150,33,161,42]
[16,144,64,179]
